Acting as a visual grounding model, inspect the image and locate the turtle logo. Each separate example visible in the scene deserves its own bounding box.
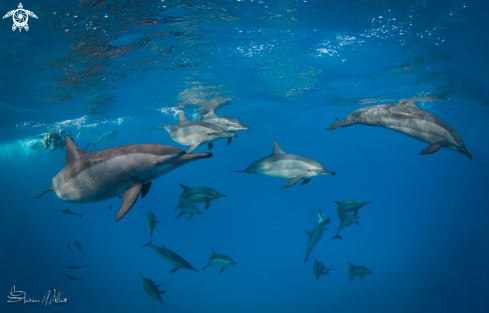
[3,3,38,32]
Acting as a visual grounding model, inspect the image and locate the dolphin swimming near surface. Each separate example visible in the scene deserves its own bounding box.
[140,240,198,273]
[175,184,227,211]
[153,109,237,153]
[326,101,472,159]
[174,202,203,220]
[139,273,166,303]
[347,263,372,283]
[68,263,88,270]
[305,224,327,263]
[144,207,159,237]
[83,130,119,150]
[33,137,212,221]
[232,139,336,189]
[202,247,236,274]
[200,108,249,145]
[334,200,371,221]
[61,209,83,219]
[310,208,330,226]
[66,274,84,281]
[313,258,334,280]
[332,215,360,240]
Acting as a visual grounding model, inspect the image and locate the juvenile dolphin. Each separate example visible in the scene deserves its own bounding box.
[332,215,360,240]
[310,208,330,226]
[140,240,198,273]
[305,224,327,263]
[200,108,249,145]
[153,109,237,153]
[176,184,227,211]
[144,207,159,237]
[347,263,373,283]
[313,258,334,280]
[61,209,83,219]
[139,273,166,303]
[33,137,212,221]
[202,247,236,274]
[66,274,84,281]
[83,130,119,150]
[326,101,472,159]
[73,240,83,254]
[68,263,88,270]
[334,200,371,220]
[232,140,336,189]
[174,202,203,220]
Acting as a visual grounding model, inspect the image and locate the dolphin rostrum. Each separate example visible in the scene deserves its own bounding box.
[139,273,166,303]
[305,224,327,263]
[174,202,203,221]
[313,258,334,280]
[334,200,371,221]
[332,215,360,240]
[200,108,249,145]
[144,207,159,237]
[68,263,88,270]
[61,209,83,219]
[232,139,336,189]
[33,137,212,221]
[326,101,472,159]
[153,109,237,153]
[140,240,198,273]
[175,184,227,211]
[202,247,236,274]
[347,263,373,283]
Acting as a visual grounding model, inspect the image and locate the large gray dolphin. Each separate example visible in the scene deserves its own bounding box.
[347,263,373,283]
[153,109,237,153]
[202,247,236,274]
[232,140,336,189]
[313,258,334,280]
[305,224,327,263]
[144,207,159,237]
[326,101,472,159]
[200,108,249,145]
[139,273,166,303]
[334,200,371,221]
[33,137,212,221]
[140,240,198,273]
[173,202,203,221]
[332,215,360,240]
[175,184,227,211]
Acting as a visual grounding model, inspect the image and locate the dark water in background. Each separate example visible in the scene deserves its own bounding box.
[1,0,489,312]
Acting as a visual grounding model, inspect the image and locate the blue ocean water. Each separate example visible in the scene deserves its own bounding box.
[1,0,489,312]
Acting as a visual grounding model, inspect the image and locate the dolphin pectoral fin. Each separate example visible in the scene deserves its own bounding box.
[356,222,360,227]
[186,143,200,153]
[173,203,179,211]
[208,143,213,150]
[160,291,166,295]
[115,183,142,221]
[176,212,185,220]
[219,267,225,274]
[139,240,153,248]
[359,275,363,282]
[205,201,210,210]
[141,182,152,198]
[420,143,442,155]
[202,264,210,271]
[156,220,160,223]
[332,235,343,240]
[33,186,53,199]
[301,178,311,186]
[188,214,193,221]
[326,118,343,130]
[281,175,304,189]
[227,137,232,145]
[354,209,358,216]
[169,266,180,273]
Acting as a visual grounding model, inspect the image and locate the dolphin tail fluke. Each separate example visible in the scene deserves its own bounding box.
[332,235,343,240]
[139,240,153,249]
[115,183,142,221]
[202,264,211,271]
[420,143,442,155]
[326,118,343,130]
[33,186,53,199]
[281,175,304,189]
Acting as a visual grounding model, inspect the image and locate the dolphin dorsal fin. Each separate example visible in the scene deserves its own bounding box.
[347,262,355,268]
[306,230,313,237]
[210,247,216,255]
[139,273,144,280]
[179,184,192,191]
[65,137,88,164]
[179,109,188,122]
[400,100,418,107]
[272,139,285,155]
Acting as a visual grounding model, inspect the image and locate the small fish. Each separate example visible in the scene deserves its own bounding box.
[67,262,88,270]
[61,209,83,218]
[66,274,84,281]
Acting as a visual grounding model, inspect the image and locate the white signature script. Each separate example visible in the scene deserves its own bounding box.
[7,286,67,305]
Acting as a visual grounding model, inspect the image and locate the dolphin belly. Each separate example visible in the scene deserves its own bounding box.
[183,194,213,203]
[170,125,210,146]
[259,160,315,179]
